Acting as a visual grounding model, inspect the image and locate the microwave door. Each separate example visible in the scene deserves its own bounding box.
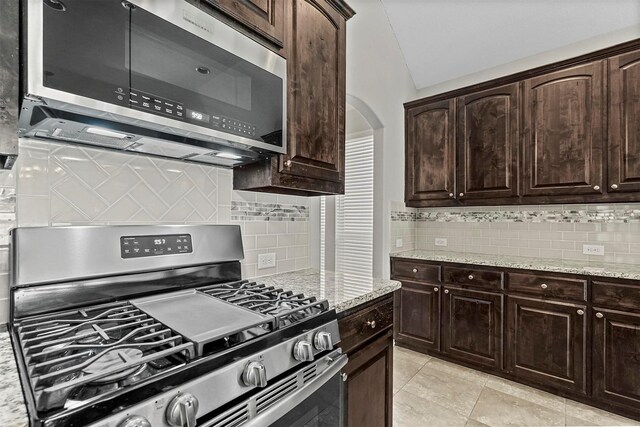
[40,0,130,108]
[129,6,284,149]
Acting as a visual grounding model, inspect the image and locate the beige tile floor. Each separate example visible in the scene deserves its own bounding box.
[393,346,640,427]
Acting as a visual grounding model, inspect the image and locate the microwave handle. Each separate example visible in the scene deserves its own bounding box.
[243,353,348,427]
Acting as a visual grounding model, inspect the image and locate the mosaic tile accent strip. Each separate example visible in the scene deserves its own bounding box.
[391,211,416,221]
[413,207,640,223]
[231,201,308,221]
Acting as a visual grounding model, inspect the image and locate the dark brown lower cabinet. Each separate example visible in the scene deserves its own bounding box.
[395,281,440,352]
[343,330,393,427]
[339,296,394,427]
[506,296,587,394]
[593,308,640,411]
[442,287,503,370]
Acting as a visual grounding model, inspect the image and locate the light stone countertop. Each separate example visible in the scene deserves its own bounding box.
[391,249,640,280]
[0,329,29,427]
[255,268,401,314]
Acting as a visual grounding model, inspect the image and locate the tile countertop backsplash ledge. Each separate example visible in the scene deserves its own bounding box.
[255,268,401,313]
[0,329,29,427]
[391,249,640,280]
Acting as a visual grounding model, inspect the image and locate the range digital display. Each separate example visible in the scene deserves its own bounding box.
[120,234,193,258]
[186,109,210,123]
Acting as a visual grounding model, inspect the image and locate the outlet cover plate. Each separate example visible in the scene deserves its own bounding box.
[583,244,605,256]
[435,238,447,247]
[258,253,276,269]
[396,239,403,248]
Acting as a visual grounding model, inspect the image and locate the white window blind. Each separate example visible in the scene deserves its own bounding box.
[335,135,374,286]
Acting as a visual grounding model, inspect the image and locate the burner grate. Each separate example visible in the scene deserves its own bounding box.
[199,280,329,328]
[15,302,195,412]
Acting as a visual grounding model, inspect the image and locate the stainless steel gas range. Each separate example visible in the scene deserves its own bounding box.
[9,225,345,427]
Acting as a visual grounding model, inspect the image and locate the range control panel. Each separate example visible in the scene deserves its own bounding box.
[120,234,193,259]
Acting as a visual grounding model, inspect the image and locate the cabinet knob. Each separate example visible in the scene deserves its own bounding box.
[593,185,600,191]
[596,312,604,319]
[444,289,449,294]
[433,287,439,292]
[459,192,464,197]
[577,309,584,316]
[540,283,548,289]
[449,193,454,198]
[366,320,376,329]
[285,160,292,167]
[611,184,619,190]
[468,274,474,280]
[412,268,418,273]
[342,373,348,382]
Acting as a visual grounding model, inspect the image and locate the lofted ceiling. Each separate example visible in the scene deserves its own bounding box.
[380,0,640,90]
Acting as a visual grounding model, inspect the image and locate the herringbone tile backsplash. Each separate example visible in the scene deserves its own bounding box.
[0,139,311,323]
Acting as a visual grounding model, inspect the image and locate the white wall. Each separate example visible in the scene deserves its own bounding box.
[345,0,418,278]
[416,26,640,99]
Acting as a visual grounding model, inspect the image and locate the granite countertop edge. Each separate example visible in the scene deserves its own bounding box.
[391,250,640,281]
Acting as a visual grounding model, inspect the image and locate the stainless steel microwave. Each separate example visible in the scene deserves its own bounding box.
[18,0,287,167]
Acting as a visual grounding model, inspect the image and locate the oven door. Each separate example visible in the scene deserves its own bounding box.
[203,351,347,427]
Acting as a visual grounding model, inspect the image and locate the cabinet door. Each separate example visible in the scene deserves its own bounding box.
[395,281,440,352]
[343,330,393,427]
[593,308,640,410]
[457,83,519,200]
[280,0,345,184]
[609,49,640,193]
[405,99,456,203]
[202,0,284,47]
[522,62,605,197]
[507,296,586,394]
[442,287,503,370]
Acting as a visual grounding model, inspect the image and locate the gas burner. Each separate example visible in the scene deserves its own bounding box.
[199,280,329,328]
[15,302,195,412]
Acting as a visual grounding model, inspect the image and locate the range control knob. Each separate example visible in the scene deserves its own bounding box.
[118,415,151,427]
[313,331,334,352]
[242,361,268,388]
[166,393,199,427]
[293,340,314,362]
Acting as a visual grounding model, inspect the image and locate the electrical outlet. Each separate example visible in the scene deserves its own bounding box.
[258,253,276,269]
[583,244,605,256]
[435,238,447,247]
[396,239,403,248]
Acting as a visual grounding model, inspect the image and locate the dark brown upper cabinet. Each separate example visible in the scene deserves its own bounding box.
[234,0,354,196]
[506,296,587,395]
[457,84,519,201]
[200,0,285,48]
[522,61,605,198]
[404,39,640,207]
[405,99,457,206]
[609,48,640,193]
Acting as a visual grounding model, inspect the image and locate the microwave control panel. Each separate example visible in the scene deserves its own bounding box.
[120,234,193,258]
[119,87,258,139]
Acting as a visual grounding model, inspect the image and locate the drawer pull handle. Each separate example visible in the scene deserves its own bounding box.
[468,274,474,280]
[366,320,376,329]
[540,283,548,289]
[596,312,604,319]
[412,268,418,273]
[444,289,449,294]
[433,287,439,292]
[577,309,584,316]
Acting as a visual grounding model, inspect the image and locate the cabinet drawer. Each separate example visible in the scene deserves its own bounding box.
[392,260,440,282]
[508,272,587,302]
[339,298,394,354]
[592,281,640,311]
[444,266,504,290]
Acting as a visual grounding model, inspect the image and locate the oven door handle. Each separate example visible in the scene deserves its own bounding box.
[244,353,348,427]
